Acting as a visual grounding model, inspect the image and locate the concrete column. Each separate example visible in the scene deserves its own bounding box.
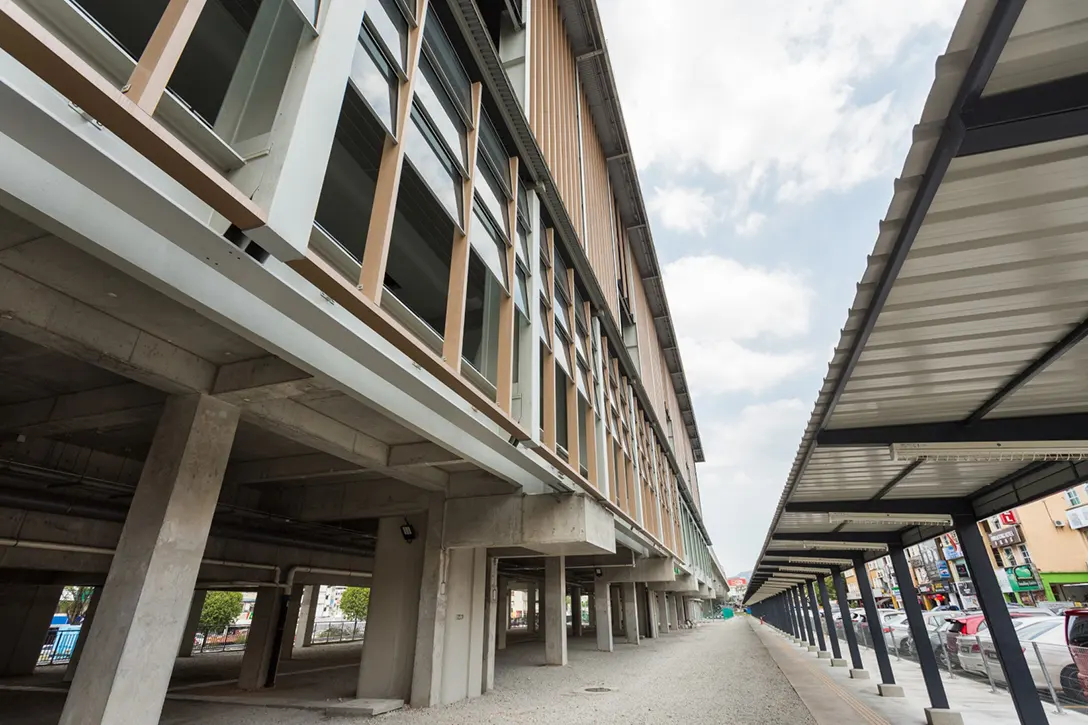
[621,582,639,645]
[646,587,659,638]
[587,593,596,629]
[409,499,448,710]
[610,585,622,634]
[65,587,103,682]
[279,584,305,660]
[497,577,510,651]
[570,585,583,637]
[177,590,206,658]
[484,558,499,692]
[544,557,567,665]
[526,582,537,634]
[0,584,63,675]
[657,591,671,632]
[437,547,488,704]
[238,586,286,690]
[296,584,319,649]
[593,580,613,652]
[359,514,427,701]
[672,594,682,629]
[60,394,238,725]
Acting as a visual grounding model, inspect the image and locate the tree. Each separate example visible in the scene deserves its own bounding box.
[61,586,95,624]
[199,591,244,635]
[339,587,370,622]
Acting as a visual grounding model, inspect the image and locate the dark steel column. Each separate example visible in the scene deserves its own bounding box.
[786,588,800,638]
[833,569,864,670]
[805,579,827,652]
[854,555,896,685]
[817,576,842,660]
[798,585,816,646]
[957,518,1048,725]
[891,548,949,709]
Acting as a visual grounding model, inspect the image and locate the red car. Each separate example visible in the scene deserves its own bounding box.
[945,611,1050,669]
[1065,608,1088,699]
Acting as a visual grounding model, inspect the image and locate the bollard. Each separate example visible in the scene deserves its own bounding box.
[976,636,996,693]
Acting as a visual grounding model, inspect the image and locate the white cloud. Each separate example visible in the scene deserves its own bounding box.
[696,400,811,573]
[647,185,717,236]
[664,255,815,395]
[735,211,766,237]
[599,0,960,213]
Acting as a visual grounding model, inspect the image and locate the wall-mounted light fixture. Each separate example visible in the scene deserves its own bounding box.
[400,519,416,543]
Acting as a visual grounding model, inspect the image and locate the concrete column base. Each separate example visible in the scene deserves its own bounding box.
[830,658,848,667]
[806,644,818,652]
[817,651,831,659]
[849,669,870,680]
[878,683,905,698]
[925,708,965,725]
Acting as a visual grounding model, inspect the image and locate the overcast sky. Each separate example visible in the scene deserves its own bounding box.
[597,0,965,576]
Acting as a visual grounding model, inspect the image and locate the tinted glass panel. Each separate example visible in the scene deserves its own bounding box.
[351,28,398,134]
[475,161,509,235]
[403,107,462,224]
[477,110,510,189]
[469,207,508,290]
[415,58,468,170]
[423,4,471,115]
[462,250,501,386]
[514,268,529,317]
[367,0,408,73]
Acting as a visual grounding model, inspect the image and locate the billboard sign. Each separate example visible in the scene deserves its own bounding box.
[727,578,747,588]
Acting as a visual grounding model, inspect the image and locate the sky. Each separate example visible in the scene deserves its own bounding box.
[597,0,965,577]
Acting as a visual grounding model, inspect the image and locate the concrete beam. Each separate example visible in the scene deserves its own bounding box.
[226,453,366,485]
[649,573,700,594]
[444,494,616,556]
[562,550,636,569]
[603,557,675,583]
[258,480,435,522]
[387,442,460,467]
[0,383,165,436]
[212,356,325,403]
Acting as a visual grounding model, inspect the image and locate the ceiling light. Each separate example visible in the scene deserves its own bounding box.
[799,540,887,551]
[778,566,831,573]
[788,557,852,566]
[827,512,952,527]
[890,441,1088,463]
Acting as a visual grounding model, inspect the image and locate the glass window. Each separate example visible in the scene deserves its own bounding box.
[516,222,530,266]
[577,394,589,474]
[351,26,398,135]
[554,292,571,338]
[423,4,472,117]
[366,0,409,74]
[555,369,568,451]
[477,110,510,191]
[554,251,570,299]
[517,180,529,227]
[514,267,529,317]
[475,160,509,236]
[1067,489,1083,507]
[403,106,462,225]
[1003,547,1016,566]
[1018,544,1032,563]
[555,330,572,376]
[469,207,508,290]
[538,301,550,347]
[414,57,468,171]
[462,250,502,387]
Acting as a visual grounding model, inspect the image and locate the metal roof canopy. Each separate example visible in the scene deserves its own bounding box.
[747,0,1088,603]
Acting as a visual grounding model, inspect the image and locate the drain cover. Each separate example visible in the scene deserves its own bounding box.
[582,686,613,693]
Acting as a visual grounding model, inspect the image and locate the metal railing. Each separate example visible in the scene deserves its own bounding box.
[311,619,366,645]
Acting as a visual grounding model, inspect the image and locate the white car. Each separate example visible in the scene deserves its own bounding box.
[962,615,1056,677]
[979,618,1075,694]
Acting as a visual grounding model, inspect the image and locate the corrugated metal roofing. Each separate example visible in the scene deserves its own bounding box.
[748,0,1088,603]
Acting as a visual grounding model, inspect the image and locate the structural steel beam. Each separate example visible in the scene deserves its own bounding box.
[784,499,971,516]
[771,532,903,544]
[817,412,1088,446]
[959,71,1088,157]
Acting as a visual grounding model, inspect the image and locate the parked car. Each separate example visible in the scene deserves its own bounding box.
[961,616,1053,677]
[977,618,1081,699]
[856,610,904,650]
[1065,607,1088,703]
[948,610,1054,671]
[891,610,958,658]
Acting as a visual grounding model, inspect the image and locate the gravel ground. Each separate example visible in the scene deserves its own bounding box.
[5,619,815,725]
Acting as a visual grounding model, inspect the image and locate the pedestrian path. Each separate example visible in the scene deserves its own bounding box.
[753,619,1087,725]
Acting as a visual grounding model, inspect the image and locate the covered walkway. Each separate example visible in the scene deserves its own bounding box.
[746,1,1088,724]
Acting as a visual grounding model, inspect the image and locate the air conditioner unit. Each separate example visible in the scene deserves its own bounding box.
[1055,520,1066,528]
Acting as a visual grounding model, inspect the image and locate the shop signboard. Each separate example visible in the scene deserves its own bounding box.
[937,561,951,579]
[1005,564,1042,592]
[942,544,962,560]
[998,510,1018,526]
[989,527,1022,547]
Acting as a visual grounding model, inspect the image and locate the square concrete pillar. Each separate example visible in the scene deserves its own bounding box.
[279,584,305,661]
[657,591,671,632]
[571,585,583,637]
[544,557,567,665]
[66,587,103,681]
[497,577,510,650]
[298,584,318,648]
[526,582,537,634]
[0,584,63,676]
[60,395,238,725]
[610,585,622,634]
[359,514,427,701]
[177,590,206,658]
[594,580,613,652]
[621,582,639,645]
[646,587,659,639]
[437,547,488,704]
[672,594,682,628]
[484,558,499,692]
[238,586,285,690]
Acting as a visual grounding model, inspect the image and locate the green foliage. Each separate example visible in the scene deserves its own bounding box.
[62,586,96,624]
[199,591,244,634]
[339,587,370,622]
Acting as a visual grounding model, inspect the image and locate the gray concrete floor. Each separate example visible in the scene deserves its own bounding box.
[0,619,814,724]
